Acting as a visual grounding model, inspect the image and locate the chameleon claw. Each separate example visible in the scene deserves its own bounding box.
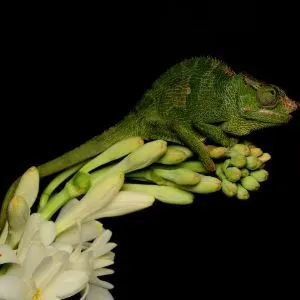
[203,159,216,172]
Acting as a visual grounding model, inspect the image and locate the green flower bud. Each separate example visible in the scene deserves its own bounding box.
[259,153,271,163]
[237,184,250,200]
[167,145,193,158]
[207,146,227,159]
[14,166,39,210]
[230,154,247,168]
[230,144,250,156]
[250,170,269,182]
[241,176,260,191]
[152,168,201,186]
[177,161,209,174]
[241,169,250,177]
[250,147,263,157]
[222,159,231,172]
[122,183,194,205]
[7,195,30,230]
[181,175,222,194]
[246,156,263,170]
[157,146,188,164]
[80,137,144,173]
[224,167,242,182]
[221,179,238,197]
[117,140,168,172]
[66,172,92,198]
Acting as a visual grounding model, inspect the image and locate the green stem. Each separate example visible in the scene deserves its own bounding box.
[38,162,86,212]
[40,172,91,220]
[39,189,70,220]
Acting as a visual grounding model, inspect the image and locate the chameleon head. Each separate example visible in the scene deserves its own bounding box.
[236,73,299,125]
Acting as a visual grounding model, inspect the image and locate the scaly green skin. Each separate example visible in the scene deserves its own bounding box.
[0,56,298,230]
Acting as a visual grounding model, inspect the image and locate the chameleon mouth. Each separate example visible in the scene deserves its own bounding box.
[283,97,299,114]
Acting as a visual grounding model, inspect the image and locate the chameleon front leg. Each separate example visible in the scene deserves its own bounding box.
[147,118,215,171]
[172,122,216,171]
[192,121,238,147]
[221,117,277,136]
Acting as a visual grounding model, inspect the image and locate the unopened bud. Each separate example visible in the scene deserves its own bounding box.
[241,176,260,191]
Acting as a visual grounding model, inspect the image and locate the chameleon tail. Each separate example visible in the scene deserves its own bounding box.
[0,114,138,231]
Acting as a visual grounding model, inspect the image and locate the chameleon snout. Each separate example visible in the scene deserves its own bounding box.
[283,96,299,114]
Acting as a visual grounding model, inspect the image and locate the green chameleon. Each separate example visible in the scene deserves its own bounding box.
[0,56,298,230]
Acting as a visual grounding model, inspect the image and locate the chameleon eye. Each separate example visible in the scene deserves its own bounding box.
[256,87,278,108]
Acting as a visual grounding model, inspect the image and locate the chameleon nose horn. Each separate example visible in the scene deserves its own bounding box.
[284,97,299,113]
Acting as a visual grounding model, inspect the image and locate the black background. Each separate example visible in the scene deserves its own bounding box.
[1,1,299,299]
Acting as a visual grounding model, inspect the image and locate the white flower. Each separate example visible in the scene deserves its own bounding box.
[0,213,116,300]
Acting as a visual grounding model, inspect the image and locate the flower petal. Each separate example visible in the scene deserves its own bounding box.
[0,221,9,245]
[86,190,155,220]
[85,229,113,258]
[49,242,73,254]
[69,250,93,275]
[93,243,117,258]
[89,276,114,289]
[40,220,56,246]
[33,251,68,290]
[55,221,103,245]
[45,270,89,298]
[56,173,124,234]
[17,213,44,262]
[93,268,114,277]
[93,258,114,269]
[0,275,25,300]
[22,243,47,280]
[86,283,113,300]
[0,244,19,264]
[55,198,80,221]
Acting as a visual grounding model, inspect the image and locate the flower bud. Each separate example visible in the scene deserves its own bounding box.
[250,170,269,182]
[230,154,247,168]
[7,195,30,230]
[250,147,263,157]
[230,144,250,156]
[177,161,209,174]
[157,146,188,165]
[152,167,201,185]
[221,179,238,197]
[181,175,222,194]
[241,176,260,191]
[237,184,250,200]
[246,156,263,170]
[241,169,249,177]
[207,146,227,159]
[224,167,242,182]
[259,153,271,163]
[122,183,194,205]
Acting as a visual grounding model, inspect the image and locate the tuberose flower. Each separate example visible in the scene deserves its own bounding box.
[0,212,116,300]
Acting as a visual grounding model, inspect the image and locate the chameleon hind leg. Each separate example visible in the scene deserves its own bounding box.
[192,121,238,147]
[147,118,216,172]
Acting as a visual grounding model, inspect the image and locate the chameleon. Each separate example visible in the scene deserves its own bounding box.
[0,56,298,230]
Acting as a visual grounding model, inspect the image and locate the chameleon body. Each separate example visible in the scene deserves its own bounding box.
[0,56,298,230]
[37,56,298,175]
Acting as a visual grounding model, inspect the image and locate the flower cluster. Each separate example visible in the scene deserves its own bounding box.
[0,137,272,299]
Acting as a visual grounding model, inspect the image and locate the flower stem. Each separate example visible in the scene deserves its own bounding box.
[38,162,85,212]
[40,172,91,220]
